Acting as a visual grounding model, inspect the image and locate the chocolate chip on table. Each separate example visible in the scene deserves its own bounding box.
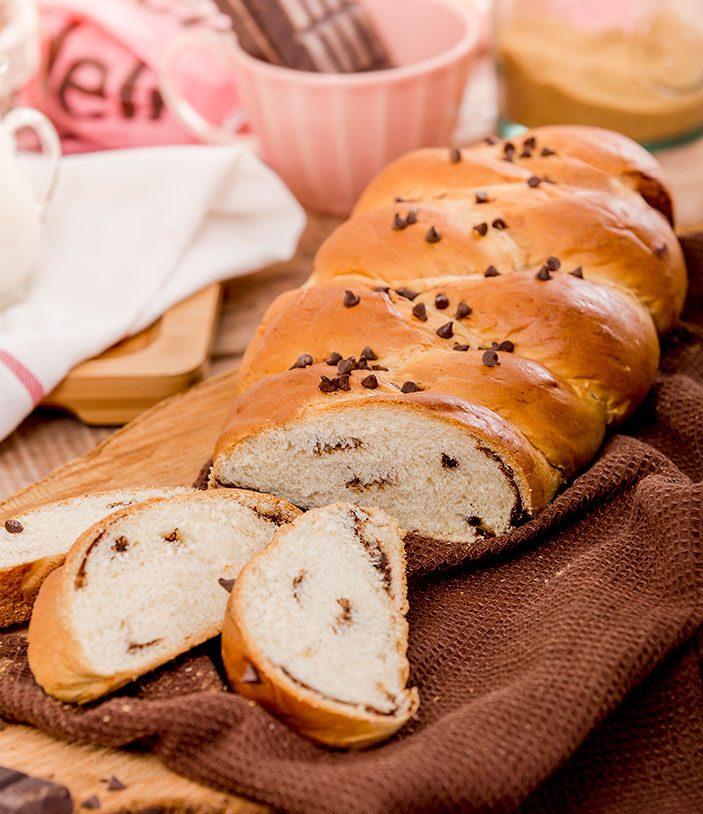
[492,218,507,230]
[425,226,442,243]
[289,353,313,369]
[405,208,419,225]
[453,343,469,351]
[570,266,584,278]
[472,222,488,236]
[541,146,556,156]
[482,349,500,367]
[412,302,428,321]
[401,381,423,393]
[455,302,472,319]
[218,578,235,593]
[396,287,418,300]
[475,191,488,204]
[343,290,360,307]
[546,256,561,270]
[360,345,378,360]
[436,321,454,339]
[435,293,449,309]
[106,776,126,792]
[361,374,379,389]
[449,148,462,163]
[484,265,500,277]
[527,175,542,187]
[319,376,338,393]
[241,663,261,684]
[392,213,407,230]
[519,147,533,159]
[4,519,23,533]
[82,797,100,810]
[523,136,536,149]
[337,358,354,375]
[332,374,351,391]
[498,340,515,352]
[326,351,343,365]
[536,266,552,280]
[356,357,370,370]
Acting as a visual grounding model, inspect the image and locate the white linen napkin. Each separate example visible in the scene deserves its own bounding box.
[0,144,306,442]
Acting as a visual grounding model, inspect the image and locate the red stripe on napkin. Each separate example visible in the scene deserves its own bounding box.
[0,350,45,405]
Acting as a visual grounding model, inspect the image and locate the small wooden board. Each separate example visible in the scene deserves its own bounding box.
[40,284,222,426]
[0,365,266,812]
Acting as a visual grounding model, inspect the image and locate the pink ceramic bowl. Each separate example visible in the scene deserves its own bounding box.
[162,0,478,214]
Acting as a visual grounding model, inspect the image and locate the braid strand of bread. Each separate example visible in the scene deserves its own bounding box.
[211,125,686,545]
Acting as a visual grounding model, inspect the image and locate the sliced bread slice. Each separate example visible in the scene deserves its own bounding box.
[27,489,301,703]
[0,487,189,627]
[222,502,419,748]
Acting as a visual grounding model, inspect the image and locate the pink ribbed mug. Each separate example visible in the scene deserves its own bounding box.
[160,0,478,214]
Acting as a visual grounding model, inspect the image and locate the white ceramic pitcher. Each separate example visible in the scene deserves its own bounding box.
[0,107,61,309]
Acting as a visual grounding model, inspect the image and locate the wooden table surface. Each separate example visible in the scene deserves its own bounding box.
[0,135,701,812]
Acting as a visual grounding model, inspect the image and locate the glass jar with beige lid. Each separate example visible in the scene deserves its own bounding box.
[494,0,703,148]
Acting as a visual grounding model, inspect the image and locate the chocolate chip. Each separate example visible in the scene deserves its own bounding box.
[492,218,507,230]
[112,537,129,553]
[4,519,23,534]
[360,345,378,360]
[484,265,500,277]
[392,213,407,230]
[536,266,551,280]
[425,225,441,243]
[332,374,351,391]
[543,176,557,184]
[241,663,260,684]
[475,191,488,204]
[374,286,390,295]
[106,776,126,792]
[326,351,343,365]
[654,243,669,257]
[372,364,388,371]
[442,453,459,469]
[503,142,515,156]
[453,343,469,351]
[405,208,419,225]
[395,196,407,202]
[546,256,561,270]
[449,148,462,163]
[343,290,360,307]
[540,146,555,156]
[412,302,428,321]
[570,266,584,278]
[290,353,313,369]
[527,175,541,187]
[396,287,418,300]
[473,222,488,236]
[436,321,454,339]
[401,381,423,393]
[523,136,536,149]
[455,302,472,319]
[82,797,100,810]
[498,340,515,352]
[519,147,533,159]
[361,374,379,389]
[484,134,500,144]
[337,359,353,375]
[319,376,337,393]
[218,577,235,593]
[435,293,449,309]
[482,349,500,367]
[357,357,370,370]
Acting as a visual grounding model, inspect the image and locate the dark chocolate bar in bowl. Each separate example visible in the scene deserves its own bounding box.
[214,0,392,71]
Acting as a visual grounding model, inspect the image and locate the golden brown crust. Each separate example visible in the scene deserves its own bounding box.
[221,510,419,749]
[353,125,674,223]
[0,554,66,627]
[316,188,686,334]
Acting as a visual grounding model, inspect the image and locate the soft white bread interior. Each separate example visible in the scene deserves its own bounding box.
[27,489,301,703]
[221,503,419,748]
[0,487,188,627]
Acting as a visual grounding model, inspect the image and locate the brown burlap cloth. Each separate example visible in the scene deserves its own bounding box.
[2,236,703,814]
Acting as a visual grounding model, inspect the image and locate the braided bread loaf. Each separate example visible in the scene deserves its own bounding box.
[212,126,686,544]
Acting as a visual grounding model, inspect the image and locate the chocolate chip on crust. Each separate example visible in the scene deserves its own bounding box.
[218,577,235,593]
[472,222,488,236]
[498,340,515,352]
[435,293,449,309]
[484,265,500,277]
[343,290,360,307]
[546,256,561,271]
[400,381,423,393]
[492,218,507,230]
[449,148,462,163]
[4,519,23,533]
[482,349,500,367]
[396,287,419,301]
[361,374,379,389]
[527,175,542,188]
[453,343,469,351]
[535,266,552,280]
[290,353,313,369]
[436,321,454,339]
[425,225,442,243]
[455,302,472,319]
[412,302,428,321]
[570,266,584,278]
[326,351,343,365]
[392,213,407,230]
[241,663,261,684]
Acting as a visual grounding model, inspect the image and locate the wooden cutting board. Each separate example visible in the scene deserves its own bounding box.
[0,365,268,813]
